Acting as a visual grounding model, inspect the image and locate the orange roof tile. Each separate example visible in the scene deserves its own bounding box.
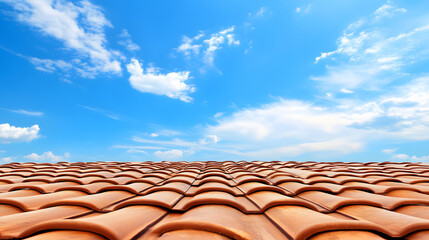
[0,161,428,239]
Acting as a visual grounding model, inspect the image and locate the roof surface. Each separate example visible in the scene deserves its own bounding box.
[0,161,428,240]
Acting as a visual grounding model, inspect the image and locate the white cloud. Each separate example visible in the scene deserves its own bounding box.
[0,150,5,153]
[255,7,267,17]
[113,145,167,150]
[62,78,73,84]
[249,7,267,17]
[199,134,221,145]
[393,153,410,160]
[391,153,429,162]
[0,123,40,143]
[29,57,73,73]
[118,29,140,51]
[126,58,195,102]
[374,3,406,19]
[119,135,233,158]
[313,2,429,91]
[79,104,119,120]
[411,155,429,162]
[296,4,312,14]
[214,112,224,118]
[132,136,196,148]
[177,32,204,57]
[340,88,354,94]
[204,26,240,66]
[1,157,12,162]
[2,0,121,77]
[177,26,240,67]
[244,139,363,158]
[382,148,397,154]
[148,128,181,137]
[153,149,183,159]
[382,147,428,162]
[24,151,69,162]
[205,76,429,158]
[208,99,371,145]
[1,108,43,116]
[126,149,147,154]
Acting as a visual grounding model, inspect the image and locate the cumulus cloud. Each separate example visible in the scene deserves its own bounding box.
[153,149,183,159]
[206,76,429,159]
[177,26,240,67]
[1,0,122,77]
[313,2,429,91]
[0,123,40,143]
[24,151,70,162]
[126,58,195,102]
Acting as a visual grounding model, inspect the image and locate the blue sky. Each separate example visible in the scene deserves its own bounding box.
[1,0,428,163]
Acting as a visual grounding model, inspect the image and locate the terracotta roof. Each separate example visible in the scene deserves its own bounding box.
[0,161,428,240]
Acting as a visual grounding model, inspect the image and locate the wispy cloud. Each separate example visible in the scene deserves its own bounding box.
[118,29,140,51]
[1,108,43,116]
[115,133,226,159]
[29,57,73,73]
[296,4,312,14]
[214,112,224,118]
[1,0,122,77]
[148,128,181,137]
[177,26,240,68]
[126,58,195,102]
[154,149,183,159]
[249,7,268,18]
[382,148,429,162]
[78,105,120,120]
[313,1,429,91]
[382,148,397,154]
[0,123,40,143]
[25,151,70,162]
[113,145,167,150]
[1,157,12,162]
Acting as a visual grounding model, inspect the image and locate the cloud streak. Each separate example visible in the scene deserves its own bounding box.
[79,105,120,120]
[1,108,43,116]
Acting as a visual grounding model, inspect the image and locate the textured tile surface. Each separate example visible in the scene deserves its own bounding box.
[0,161,428,239]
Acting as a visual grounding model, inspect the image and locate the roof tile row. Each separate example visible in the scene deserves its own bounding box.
[0,161,427,239]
